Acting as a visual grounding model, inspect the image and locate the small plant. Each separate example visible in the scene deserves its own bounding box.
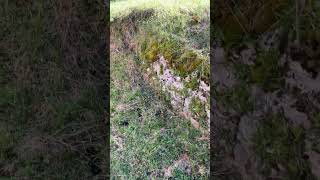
[190,97,207,128]
[185,77,199,90]
[219,84,253,114]
[250,49,283,91]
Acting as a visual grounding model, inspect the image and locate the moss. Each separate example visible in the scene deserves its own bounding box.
[138,34,206,79]
[253,113,314,179]
[176,50,204,77]
[145,40,160,62]
[158,38,182,65]
[250,49,283,91]
[139,35,181,65]
[138,35,159,63]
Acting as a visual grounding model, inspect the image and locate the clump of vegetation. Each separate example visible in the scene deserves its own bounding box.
[138,35,183,64]
[175,50,205,77]
[138,33,206,78]
[185,77,200,90]
[219,84,253,114]
[253,113,314,179]
[190,97,207,128]
[312,112,320,129]
[233,63,251,83]
[250,49,283,91]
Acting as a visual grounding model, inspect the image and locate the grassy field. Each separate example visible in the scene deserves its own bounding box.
[111,0,209,178]
[0,1,107,179]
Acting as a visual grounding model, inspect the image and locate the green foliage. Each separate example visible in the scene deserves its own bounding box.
[190,97,204,114]
[110,52,209,178]
[253,114,314,179]
[190,97,208,129]
[138,34,207,78]
[185,78,200,90]
[0,0,106,178]
[233,63,251,83]
[172,168,193,179]
[250,49,283,91]
[176,50,205,77]
[219,84,253,114]
[110,1,209,178]
[312,113,320,129]
[143,39,160,62]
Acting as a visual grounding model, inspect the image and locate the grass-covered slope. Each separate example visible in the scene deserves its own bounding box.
[111,0,209,178]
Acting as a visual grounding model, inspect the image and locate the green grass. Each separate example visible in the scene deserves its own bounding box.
[253,113,315,179]
[250,49,284,91]
[0,0,106,178]
[111,0,208,21]
[218,84,253,114]
[111,0,209,178]
[111,0,209,91]
[110,51,209,179]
